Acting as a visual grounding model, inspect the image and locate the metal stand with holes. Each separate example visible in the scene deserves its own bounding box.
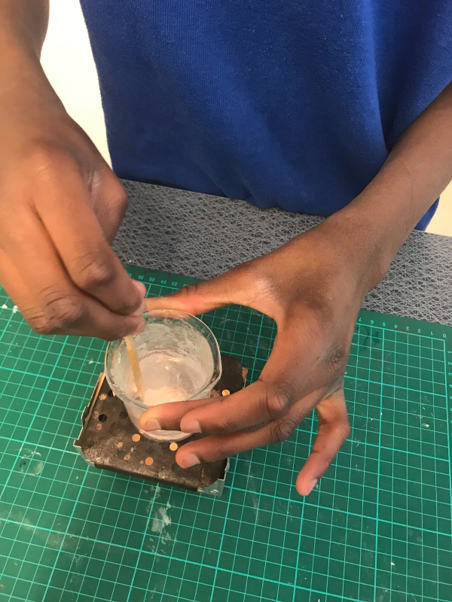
[74,354,247,496]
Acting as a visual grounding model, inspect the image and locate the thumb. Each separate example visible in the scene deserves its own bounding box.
[145,269,248,315]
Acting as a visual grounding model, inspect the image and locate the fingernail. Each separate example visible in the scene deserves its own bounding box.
[305,479,318,495]
[179,453,200,469]
[182,419,201,434]
[143,418,161,431]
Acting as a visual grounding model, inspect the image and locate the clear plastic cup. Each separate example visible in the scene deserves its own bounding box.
[105,309,222,442]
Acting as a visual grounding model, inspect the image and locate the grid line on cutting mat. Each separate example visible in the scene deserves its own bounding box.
[1,266,451,602]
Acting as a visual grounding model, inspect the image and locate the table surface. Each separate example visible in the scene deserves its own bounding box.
[115,180,452,325]
[1,266,451,602]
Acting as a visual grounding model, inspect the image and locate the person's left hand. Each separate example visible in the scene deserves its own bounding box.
[141,218,383,495]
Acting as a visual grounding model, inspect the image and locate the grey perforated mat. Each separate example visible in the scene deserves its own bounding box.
[114,180,452,326]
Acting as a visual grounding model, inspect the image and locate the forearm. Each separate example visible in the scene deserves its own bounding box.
[0,0,65,119]
[325,82,452,292]
[0,0,50,92]
[0,0,49,59]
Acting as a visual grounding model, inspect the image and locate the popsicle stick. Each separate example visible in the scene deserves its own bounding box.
[125,336,144,400]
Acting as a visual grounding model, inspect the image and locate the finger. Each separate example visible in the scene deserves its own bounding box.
[0,255,145,340]
[140,381,269,433]
[140,379,316,435]
[296,389,350,496]
[145,378,319,436]
[174,393,319,468]
[33,156,143,315]
[0,236,144,340]
[144,331,321,435]
[175,429,277,469]
[140,396,216,431]
[139,337,306,432]
[145,266,253,315]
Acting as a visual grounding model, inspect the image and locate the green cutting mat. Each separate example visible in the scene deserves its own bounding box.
[0,267,451,602]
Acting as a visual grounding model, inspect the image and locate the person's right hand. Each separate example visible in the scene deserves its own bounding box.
[0,69,145,340]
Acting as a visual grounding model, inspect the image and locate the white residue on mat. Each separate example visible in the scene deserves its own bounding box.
[252,497,260,523]
[151,502,172,533]
[147,500,173,553]
[86,358,102,367]
[47,532,64,548]
[19,449,43,476]
[244,460,261,521]
[421,423,430,428]
[282,455,293,468]
[22,516,36,532]
[145,484,161,515]
[154,484,161,500]
[0,304,18,313]
[145,486,175,553]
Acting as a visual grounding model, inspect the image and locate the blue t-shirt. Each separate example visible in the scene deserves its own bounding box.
[80,1,451,230]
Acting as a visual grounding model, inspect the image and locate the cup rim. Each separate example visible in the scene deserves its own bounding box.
[104,309,222,410]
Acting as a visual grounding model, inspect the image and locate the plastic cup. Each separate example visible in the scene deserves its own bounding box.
[105,309,222,442]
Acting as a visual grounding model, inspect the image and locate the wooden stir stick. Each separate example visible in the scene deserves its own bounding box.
[125,336,145,400]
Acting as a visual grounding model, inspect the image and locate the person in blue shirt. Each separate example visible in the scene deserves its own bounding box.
[0,1,451,495]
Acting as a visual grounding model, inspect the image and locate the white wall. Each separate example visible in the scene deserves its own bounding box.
[40,0,452,236]
[41,0,110,164]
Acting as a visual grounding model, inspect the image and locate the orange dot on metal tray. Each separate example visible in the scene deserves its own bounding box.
[169,442,178,452]
[222,389,231,396]
[99,393,107,401]
[132,434,141,443]
[96,423,102,431]
[145,457,154,466]
[117,442,124,450]
[124,454,131,461]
